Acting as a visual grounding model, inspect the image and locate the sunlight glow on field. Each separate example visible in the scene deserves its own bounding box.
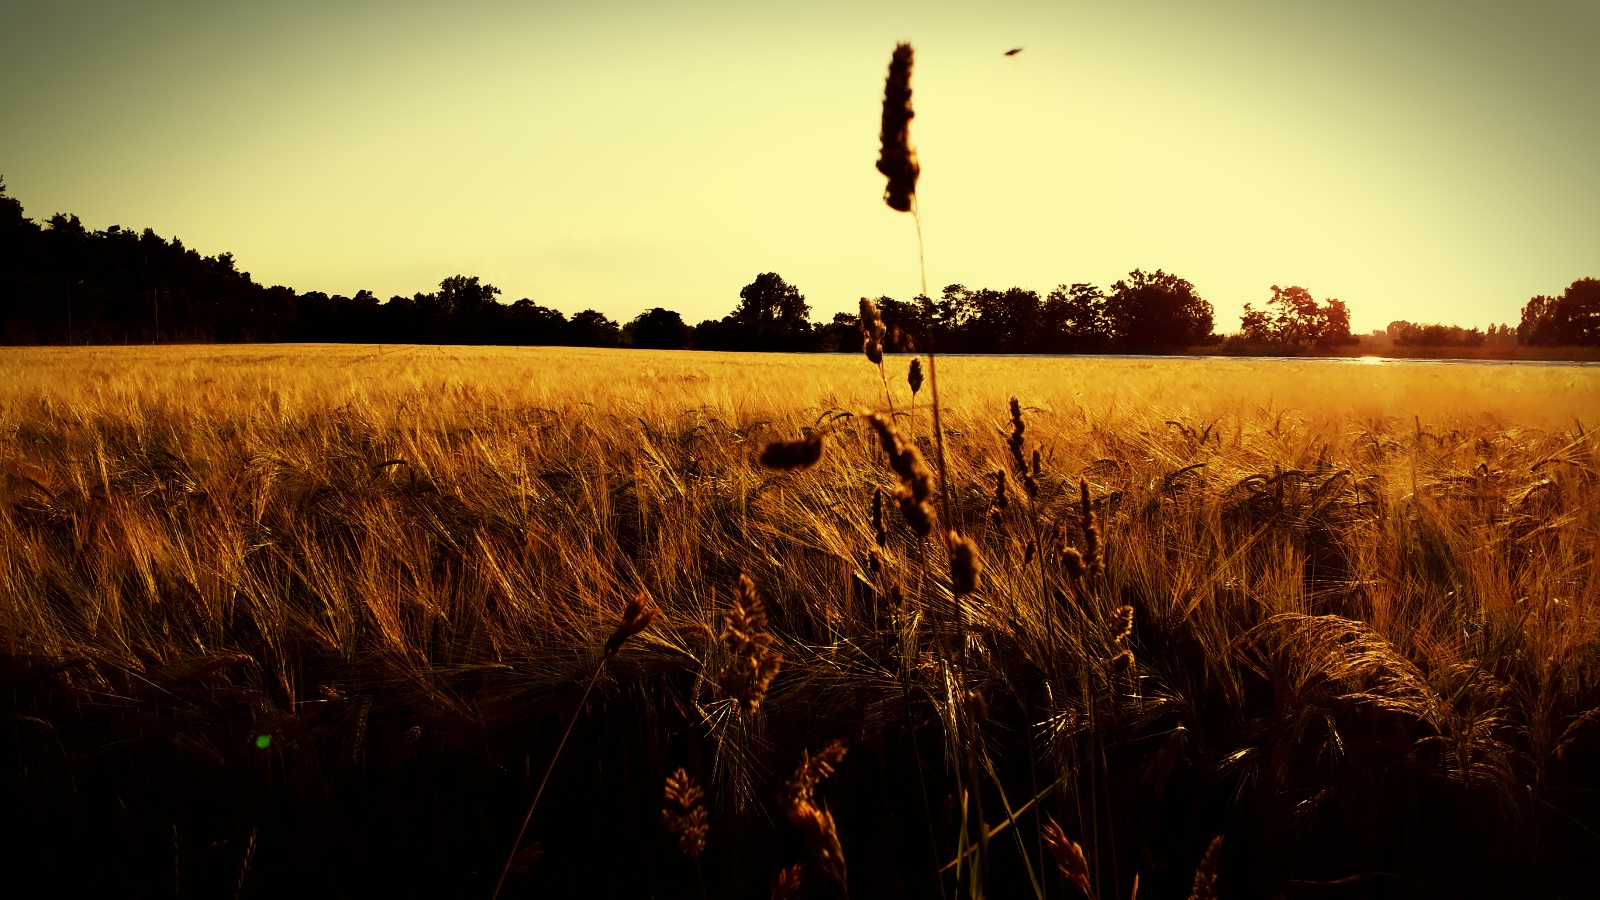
[3,343,1598,894]
[4,345,1592,431]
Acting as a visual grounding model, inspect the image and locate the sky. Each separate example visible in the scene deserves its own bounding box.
[2,0,1596,333]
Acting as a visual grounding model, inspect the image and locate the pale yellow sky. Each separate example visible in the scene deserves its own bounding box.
[3,1,1596,333]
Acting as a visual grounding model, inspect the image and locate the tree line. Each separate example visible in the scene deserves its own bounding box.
[3,179,1594,352]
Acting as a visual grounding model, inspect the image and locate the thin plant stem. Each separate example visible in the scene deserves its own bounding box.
[490,659,608,900]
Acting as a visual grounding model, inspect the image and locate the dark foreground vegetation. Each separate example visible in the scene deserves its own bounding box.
[3,345,1599,898]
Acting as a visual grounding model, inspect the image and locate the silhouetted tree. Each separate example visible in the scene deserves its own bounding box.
[1520,278,1600,346]
[503,299,568,345]
[732,272,812,351]
[625,307,693,349]
[0,178,705,348]
[1238,285,1355,348]
[0,176,22,226]
[694,273,814,351]
[965,287,1043,353]
[1385,320,1487,347]
[929,284,978,351]
[1041,283,1112,352]
[1104,269,1214,352]
[818,295,922,354]
[870,295,921,350]
[565,309,622,347]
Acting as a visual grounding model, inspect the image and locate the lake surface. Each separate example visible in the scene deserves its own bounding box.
[938,353,1600,368]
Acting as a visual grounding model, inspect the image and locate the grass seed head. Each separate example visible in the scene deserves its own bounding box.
[1061,546,1087,581]
[772,863,804,900]
[604,591,658,658]
[781,740,850,887]
[719,574,782,715]
[876,43,918,212]
[759,433,826,471]
[907,357,923,396]
[661,767,709,858]
[1007,397,1027,474]
[897,491,935,537]
[1080,478,1104,576]
[948,530,982,596]
[1188,835,1223,900]
[1111,605,1134,644]
[860,298,886,365]
[866,412,937,536]
[1006,399,1040,497]
[1042,815,1092,894]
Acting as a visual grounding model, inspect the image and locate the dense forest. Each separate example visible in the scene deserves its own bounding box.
[2,179,1594,353]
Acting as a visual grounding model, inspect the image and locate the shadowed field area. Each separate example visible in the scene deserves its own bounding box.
[2,344,1597,898]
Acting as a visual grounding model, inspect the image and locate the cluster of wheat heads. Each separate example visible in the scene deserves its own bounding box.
[1,49,1599,899]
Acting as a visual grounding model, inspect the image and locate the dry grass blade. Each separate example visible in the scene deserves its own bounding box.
[872,486,888,547]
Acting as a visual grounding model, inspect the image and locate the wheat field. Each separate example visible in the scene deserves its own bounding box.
[2,344,1597,898]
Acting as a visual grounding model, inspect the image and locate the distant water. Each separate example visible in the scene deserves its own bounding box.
[936,353,1600,368]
